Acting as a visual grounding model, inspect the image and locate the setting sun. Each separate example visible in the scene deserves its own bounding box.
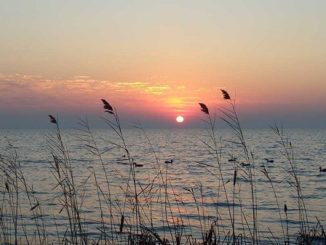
[176,115,184,123]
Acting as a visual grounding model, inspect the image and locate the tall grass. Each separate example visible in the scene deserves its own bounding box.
[0,90,325,244]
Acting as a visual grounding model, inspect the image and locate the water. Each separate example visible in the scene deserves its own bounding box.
[0,128,325,244]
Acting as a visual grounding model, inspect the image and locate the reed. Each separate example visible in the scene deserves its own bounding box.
[0,91,325,245]
[0,141,46,245]
[47,115,90,244]
[271,125,309,235]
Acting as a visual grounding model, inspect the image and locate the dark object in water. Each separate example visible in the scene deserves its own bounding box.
[5,182,9,192]
[233,170,237,185]
[165,159,174,164]
[228,157,237,162]
[133,162,143,167]
[264,158,274,163]
[131,157,143,167]
[320,166,326,172]
[119,215,125,233]
[241,162,250,167]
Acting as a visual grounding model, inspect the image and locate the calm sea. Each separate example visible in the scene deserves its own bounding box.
[0,128,325,243]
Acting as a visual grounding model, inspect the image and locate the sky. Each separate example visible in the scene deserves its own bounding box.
[0,0,326,128]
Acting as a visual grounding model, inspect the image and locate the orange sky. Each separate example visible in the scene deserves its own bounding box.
[0,1,326,128]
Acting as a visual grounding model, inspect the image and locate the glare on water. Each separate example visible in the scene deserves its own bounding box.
[0,128,325,243]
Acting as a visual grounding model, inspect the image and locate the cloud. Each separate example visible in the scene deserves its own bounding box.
[115,81,149,88]
[145,85,170,95]
[0,73,223,123]
[0,74,175,112]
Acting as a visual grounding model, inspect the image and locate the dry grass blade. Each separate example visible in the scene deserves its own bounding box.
[233,170,237,186]
[119,214,125,233]
[221,89,231,100]
[199,103,209,114]
[30,202,40,211]
[101,99,114,114]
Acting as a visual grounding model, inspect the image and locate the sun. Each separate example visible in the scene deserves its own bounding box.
[176,115,184,123]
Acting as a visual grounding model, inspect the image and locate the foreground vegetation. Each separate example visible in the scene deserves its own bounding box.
[0,90,325,244]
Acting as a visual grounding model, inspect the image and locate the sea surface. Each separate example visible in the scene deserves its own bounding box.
[0,128,325,244]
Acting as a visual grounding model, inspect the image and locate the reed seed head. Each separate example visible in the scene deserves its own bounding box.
[221,89,231,100]
[48,115,57,124]
[199,103,209,115]
[101,99,114,114]
[119,214,125,233]
[5,182,9,192]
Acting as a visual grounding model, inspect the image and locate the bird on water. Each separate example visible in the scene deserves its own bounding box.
[320,166,326,172]
[165,159,174,164]
[228,157,237,162]
[264,158,274,163]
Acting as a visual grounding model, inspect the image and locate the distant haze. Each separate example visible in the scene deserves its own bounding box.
[1,1,325,129]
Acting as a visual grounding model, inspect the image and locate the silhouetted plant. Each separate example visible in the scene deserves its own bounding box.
[0,90,325,245]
